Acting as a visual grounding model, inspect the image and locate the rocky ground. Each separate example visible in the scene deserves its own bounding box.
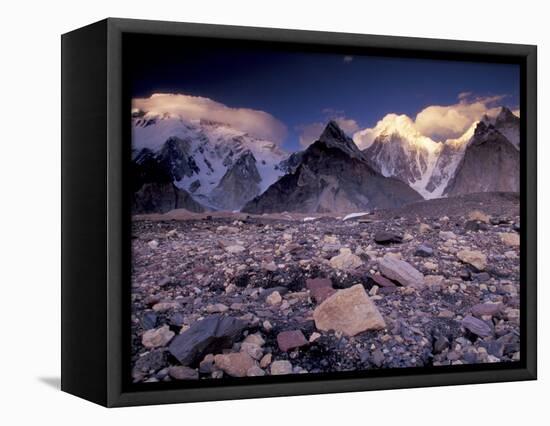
[130,192,521,383]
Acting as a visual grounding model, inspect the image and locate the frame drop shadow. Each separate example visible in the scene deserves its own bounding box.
[38,377,61,390]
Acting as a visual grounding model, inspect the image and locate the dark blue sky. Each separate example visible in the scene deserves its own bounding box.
[130,38,520,151]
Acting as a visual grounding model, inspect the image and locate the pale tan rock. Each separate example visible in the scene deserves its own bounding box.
[206,303,229,313]
[499,232,520,247]
[313,284,386,336]
[151,301,179,312]
[246,365,266,376]
[424,275,445,288]
[468,210,491,223]
[243,333,265,346]
[141,325,175,349]
[260,353,272,368]
[329,248,363,270]
[457,250,487,270]
[419,223,432,234]
[439,231,457,241]
[266,291,282,306]
[424,261,438,271]
[309,332,321,342]
[240,342,264,360]
[270,360,293,375]
[225,244,245,254]
[262,320,273,332]
[147,240,159,249]
[214,352,257,378]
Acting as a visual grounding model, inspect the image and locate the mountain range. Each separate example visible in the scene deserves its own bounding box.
[131,105,520,214]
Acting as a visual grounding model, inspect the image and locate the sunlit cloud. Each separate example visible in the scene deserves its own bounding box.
[414,94,505,140]
[353,93,511,149]
[132,93,288,144]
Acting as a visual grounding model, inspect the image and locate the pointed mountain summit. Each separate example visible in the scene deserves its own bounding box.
[319,120,365,159]
[443,120,519,197]
[242,122,422,214]
[495,106,518,125]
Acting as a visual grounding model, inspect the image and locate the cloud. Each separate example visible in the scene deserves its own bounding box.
[353,114,430,150]
[353,94,509,149]
[297,116,359,148]
[132,93,288,144]
[343,56,354,63]
[414,94,505,140]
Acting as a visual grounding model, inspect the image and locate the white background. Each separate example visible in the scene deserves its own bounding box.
[0,0,546,423]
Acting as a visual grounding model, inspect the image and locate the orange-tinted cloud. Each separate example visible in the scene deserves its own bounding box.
[132,93,288,144]
[353,94,511,149]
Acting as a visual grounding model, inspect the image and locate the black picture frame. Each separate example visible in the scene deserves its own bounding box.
[61,17,537,407]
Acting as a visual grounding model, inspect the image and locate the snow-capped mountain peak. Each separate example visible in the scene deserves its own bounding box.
[132,112,289,210]
[360,114,444,197]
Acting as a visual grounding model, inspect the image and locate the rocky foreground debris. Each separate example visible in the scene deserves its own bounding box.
[131,193,521,383]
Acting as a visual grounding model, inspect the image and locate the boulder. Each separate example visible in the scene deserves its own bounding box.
[329,248,363,270]
[468,210,491,223]
[499,232,520,247]
[306,277,336,303]
[462,315,493,338]
[270,360,293,375]
[414,244,434,257]
[313,284,386,336]
[168,366,199,380]
[439,231,457,241]
[277,330,308,352]
[168,315,247,366]
[374,231,403,245]
[266,291,282,306]
[418,223,432,234]
[457,250,487,271]
[471,303,502,318]
[368,273,396,288]
[141,325,175,349]
[378,255,425,288]
[214,352,256,377]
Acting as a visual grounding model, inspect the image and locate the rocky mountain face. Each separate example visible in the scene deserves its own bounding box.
[210,151,262,211]
[364,132,442,198]
[487,107,520,150]
[362,107,519,199]
[243,121,422,214]
[444,121,520,197]
[131,115,288,212]
[132,182,205,214]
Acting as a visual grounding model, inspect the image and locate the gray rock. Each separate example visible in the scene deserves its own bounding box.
[471,303,502,318]
[168,315,247,366]
[378,255,425,288]
[141,312,158,330]
[374,231,403,245]
[433,335,450,354]
[414,244,434,257]
[462,315,493,338]
[168,366,199,380]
